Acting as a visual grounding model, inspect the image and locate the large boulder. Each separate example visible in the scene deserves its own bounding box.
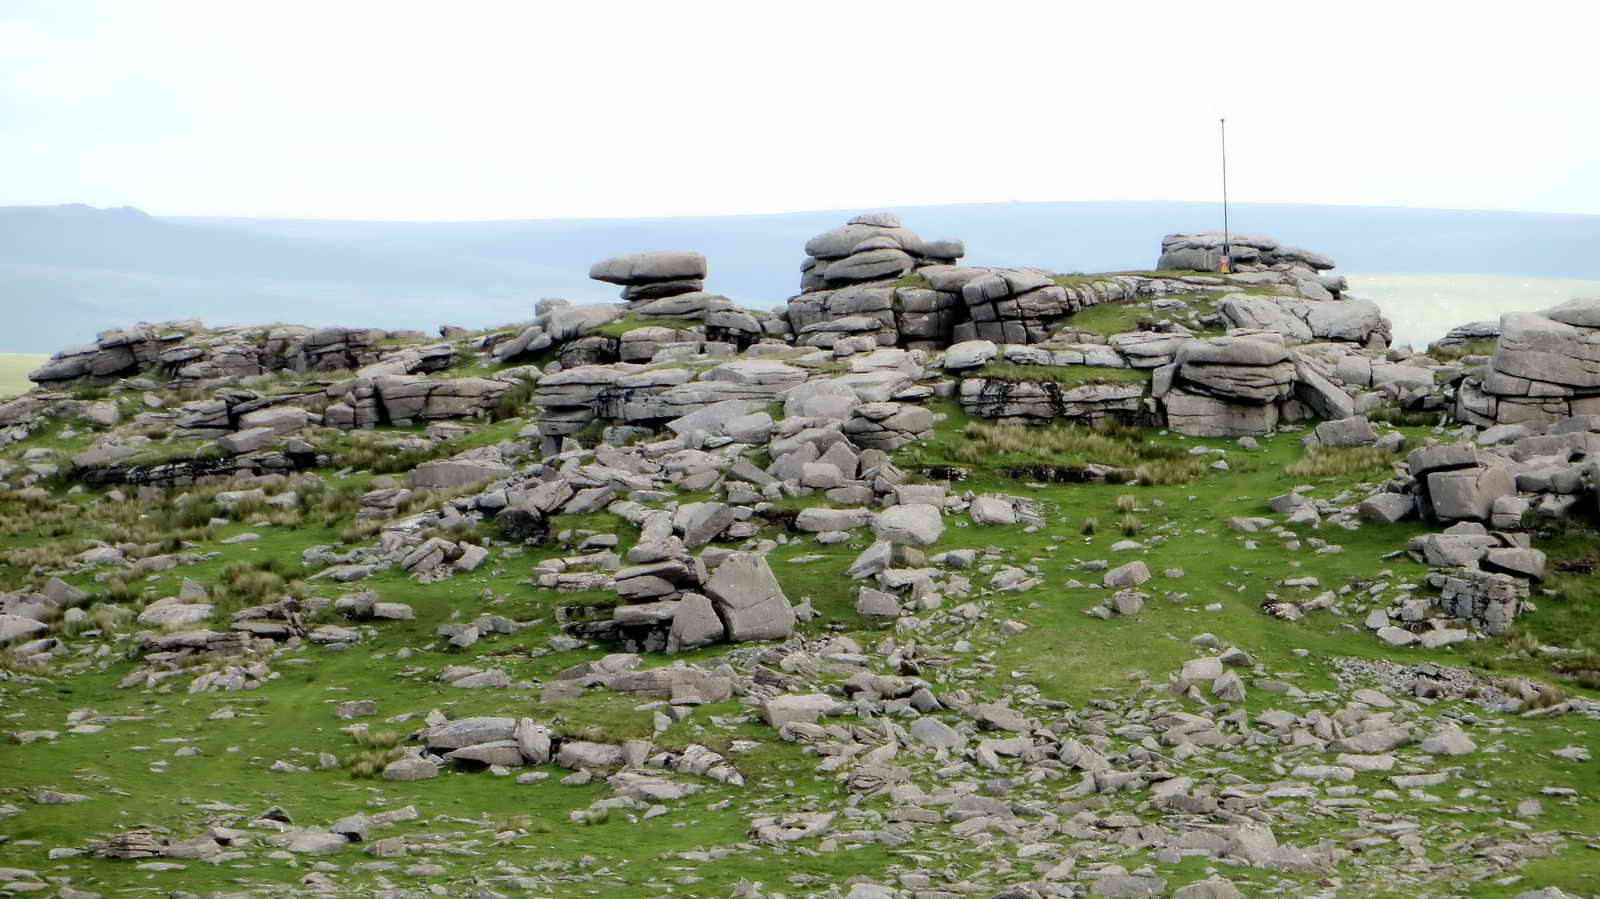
[1426,466,1515,522]
[701,553,795,642]
[1313,415,1376,447]
[873,503,944,546]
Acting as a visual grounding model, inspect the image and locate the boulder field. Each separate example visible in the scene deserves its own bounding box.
[1,213,1598,898]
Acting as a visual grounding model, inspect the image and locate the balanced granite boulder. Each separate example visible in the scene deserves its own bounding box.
[590,251,708,301]
[798,213,963,292]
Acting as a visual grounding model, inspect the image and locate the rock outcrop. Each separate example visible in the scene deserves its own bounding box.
[1456,298,1600,427]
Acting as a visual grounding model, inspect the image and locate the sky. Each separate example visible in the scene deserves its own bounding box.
[3,0,1598,221]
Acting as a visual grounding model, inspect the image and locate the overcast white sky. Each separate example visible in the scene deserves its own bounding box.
[3,0,1597,221]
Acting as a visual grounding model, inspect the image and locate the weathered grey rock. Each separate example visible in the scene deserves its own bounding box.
[411,457,511,489]
[1103,561,1151,588]
[676,502,736,548]
[943,339,997,371]
[1421,722,1477,755]
[1483,546,1546,581]
[763,693,836,728]
[846,541,892,580]
[909,717,966,750]
[381,757,439,781]
[136,602,214,628]
[970,495,1018,525]
[872,503,943,546]
[702,552,794,642]
[792,507,874,533]
[855,587,901,617]
[422,716,517,750]
[1313,415,1376,447]
[590,250,707,285]
[1426,466,1515,522]
[445,740,525,767]
[0,614,49,645]
[667,593,725,653]
[1092,872,1169,898]
[1359,492,1414,522]
[1173,877,1243,899]
[555,740,625,770]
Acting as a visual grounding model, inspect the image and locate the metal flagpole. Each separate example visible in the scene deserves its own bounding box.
[1220,117,1230,273]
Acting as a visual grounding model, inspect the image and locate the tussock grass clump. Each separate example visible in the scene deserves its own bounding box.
[1118,515,1141,537]
[490,380,537,422]
[1429,338,1498,361]
[1520,684,1570,711]
[340,519,384,543]
[103,577,137,604]
[352,728,403,749]
[0,649,51,677]
[334,434,447,475]
[1081,517,1098,535]
[91,603,135,634]
[213,559,307,613]
[345,747,405,779]
[1285,445,1399,478]
[1115,494,1138,513]
[952,421,1199,487]
[1131,458,1209,485]
[1,541,80,571]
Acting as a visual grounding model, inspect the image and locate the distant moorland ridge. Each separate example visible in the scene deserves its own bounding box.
[4,200,1598,352]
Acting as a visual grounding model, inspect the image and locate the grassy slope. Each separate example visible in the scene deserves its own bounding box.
[1,389,1598,895]
[0,354,44,399]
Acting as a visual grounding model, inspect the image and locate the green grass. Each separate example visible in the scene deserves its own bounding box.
[0,353,46,399]
[592,314,702,338]
[2,356,1599,897]
[1429,337,1499,361]
[1050,297,1148,335]
[969,360,1151,388]
[900,401,1197,481]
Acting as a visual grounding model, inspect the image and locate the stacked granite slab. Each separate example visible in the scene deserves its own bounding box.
[1152,335,1298,436]
[493,299,625,364]
[786,214,966,352]
[1216,293,1391,349]
[1158,232,1337,278]
[1405,445,1516,524]
[589,250,708,302]
[1455,298,1600,427]
[28,322,455,387]
[324,375,516,429]
[29,325,184,384]
[531,359,807,442]
[588,249,762,347]
[1157,232,1384,342]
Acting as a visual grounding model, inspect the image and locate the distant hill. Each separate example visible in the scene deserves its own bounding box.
[0,354,46,398]
[5,201,1600,353]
